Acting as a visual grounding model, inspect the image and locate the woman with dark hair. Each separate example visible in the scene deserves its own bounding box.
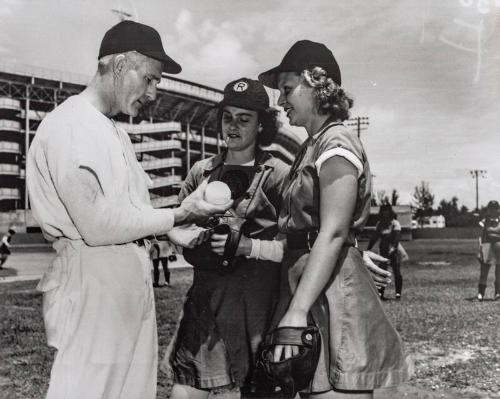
[367,203,403,300]
[258,40,411,398]
[164,77,290,398]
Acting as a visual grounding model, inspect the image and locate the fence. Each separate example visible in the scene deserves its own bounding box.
[412,227,481,239]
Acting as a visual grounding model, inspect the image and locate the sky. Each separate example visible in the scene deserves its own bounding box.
[1,0,499,209]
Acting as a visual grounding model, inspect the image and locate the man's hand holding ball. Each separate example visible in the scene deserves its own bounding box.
[174,180,233,226]
[204,181,232,205]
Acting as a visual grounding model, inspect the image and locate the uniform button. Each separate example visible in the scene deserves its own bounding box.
[222,260,229,266]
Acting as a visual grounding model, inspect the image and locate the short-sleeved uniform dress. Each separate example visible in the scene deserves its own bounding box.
[273,121,413,392]
[165,150,290,390]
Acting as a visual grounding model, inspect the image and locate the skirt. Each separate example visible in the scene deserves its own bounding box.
[164,258,281,390]
[271,246,413,393]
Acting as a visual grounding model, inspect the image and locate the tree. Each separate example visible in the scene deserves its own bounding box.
[391,189,399,206]
[438,196,459,218]
[376,190,389,205]
[437,196,477,227]
[412,181,435,226]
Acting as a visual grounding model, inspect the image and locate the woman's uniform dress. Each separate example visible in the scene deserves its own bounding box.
[275,122,413,392]
[165,150,289,390]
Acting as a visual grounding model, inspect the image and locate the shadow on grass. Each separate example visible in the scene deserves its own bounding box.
[464,296,498,302]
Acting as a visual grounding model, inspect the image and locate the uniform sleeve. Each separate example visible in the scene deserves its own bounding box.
[43,119,174,246]
[314,126,365,177]
[44,119,110,195]
[178,161,204,203]
[247,238,284,262]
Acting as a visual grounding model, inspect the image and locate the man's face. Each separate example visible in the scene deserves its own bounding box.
[115,54,162,117]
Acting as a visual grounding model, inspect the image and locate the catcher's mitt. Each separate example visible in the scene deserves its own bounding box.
[257,326,321,398]
[183,215,246,273]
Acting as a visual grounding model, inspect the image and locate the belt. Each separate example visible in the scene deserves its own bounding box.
[286,231,355,250]
[286,231,319,250]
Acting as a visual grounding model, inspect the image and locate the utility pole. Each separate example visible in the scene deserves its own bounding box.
[470,169,487,211]
[346,116,369,138]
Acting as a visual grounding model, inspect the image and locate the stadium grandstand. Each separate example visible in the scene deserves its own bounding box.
[0,62,303,232]
[0,61,368,233]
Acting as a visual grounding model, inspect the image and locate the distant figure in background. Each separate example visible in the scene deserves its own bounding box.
[367,204,403,300]
[0,228,16,268]
[477,200,500,301]
[151,237,171,287]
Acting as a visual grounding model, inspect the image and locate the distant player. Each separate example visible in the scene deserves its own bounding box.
[367,204,404,300]
[0,228,16,268]
[477,200,500,301]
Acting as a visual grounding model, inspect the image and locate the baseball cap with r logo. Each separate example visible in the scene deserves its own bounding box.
[217,78,269,111]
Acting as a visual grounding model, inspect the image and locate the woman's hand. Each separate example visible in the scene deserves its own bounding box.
[167,225,211,248]
[273,309,307,361]
[363,250,391,288]
[210,234,252,256]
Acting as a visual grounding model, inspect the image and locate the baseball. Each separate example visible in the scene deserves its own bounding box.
[205,181,232,205]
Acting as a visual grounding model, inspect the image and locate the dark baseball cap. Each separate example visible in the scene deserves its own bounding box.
[258,40,341,88]
[98,20,181,74]
[487,200,500,210]
[216,78,269,111]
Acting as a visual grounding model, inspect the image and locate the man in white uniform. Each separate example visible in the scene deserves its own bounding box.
[26,20,232,399]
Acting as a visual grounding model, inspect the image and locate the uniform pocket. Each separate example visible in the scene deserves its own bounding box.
[37,251,79,349]
[78,245,153,362]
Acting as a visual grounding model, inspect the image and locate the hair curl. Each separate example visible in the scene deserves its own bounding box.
[217,107,280,148]
[302,67,353,121]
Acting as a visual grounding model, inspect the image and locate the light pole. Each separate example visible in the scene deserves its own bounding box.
[346,117,370,138]
[470,169,487,211]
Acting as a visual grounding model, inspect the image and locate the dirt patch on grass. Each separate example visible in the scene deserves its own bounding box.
[418,261,452,266]
[413,345,475,368]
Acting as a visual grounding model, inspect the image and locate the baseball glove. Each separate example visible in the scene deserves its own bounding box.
[257,326,321,398]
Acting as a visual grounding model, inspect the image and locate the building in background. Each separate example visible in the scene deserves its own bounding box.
[0,62,302,232]
[0,62,367,233]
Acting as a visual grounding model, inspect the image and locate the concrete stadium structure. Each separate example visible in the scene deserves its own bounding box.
[0,62,369,234]
[0,62,304,233]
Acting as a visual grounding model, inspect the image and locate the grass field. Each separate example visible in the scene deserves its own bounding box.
[1,239,499,398]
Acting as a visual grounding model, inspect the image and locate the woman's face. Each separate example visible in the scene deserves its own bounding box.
[221,106,260,153]
[277,72,316,130]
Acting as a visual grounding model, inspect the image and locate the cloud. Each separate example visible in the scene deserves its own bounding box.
[0,0,23,17]
[0,0,24,57]
[165,9,260,88]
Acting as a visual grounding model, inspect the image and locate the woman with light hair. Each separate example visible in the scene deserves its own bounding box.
[258,40,412,398]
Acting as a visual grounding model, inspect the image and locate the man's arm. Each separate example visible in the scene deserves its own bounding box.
[58,168,231,246]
